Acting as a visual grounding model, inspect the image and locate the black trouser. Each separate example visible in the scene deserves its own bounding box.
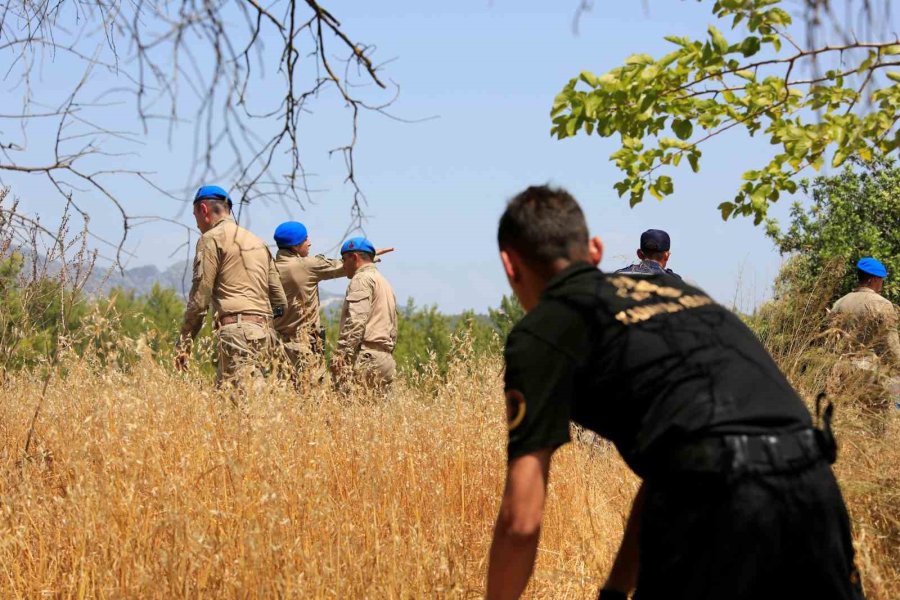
[635,461,864,600]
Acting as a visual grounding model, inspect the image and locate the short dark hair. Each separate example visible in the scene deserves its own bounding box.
[857,269,876,284]
[198,198,230,215]
[642,249,668,262]
[497,185,589,269]
[346,250,375,262]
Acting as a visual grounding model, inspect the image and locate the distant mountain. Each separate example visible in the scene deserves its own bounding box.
[87,260,194,298]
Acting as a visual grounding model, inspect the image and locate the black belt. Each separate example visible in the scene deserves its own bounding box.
[662,428,828,475]
[652,394,839,477]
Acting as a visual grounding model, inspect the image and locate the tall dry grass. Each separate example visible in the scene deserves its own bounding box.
[0,276,897,598]
[1,341,637,599]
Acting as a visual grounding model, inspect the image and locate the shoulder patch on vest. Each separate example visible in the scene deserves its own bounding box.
[506,389,526,431]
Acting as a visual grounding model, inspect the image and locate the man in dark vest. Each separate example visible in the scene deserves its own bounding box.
[485,185,863,600]
[615,228,681,279]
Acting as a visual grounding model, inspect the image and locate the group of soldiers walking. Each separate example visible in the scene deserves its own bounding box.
[173,185,398,393]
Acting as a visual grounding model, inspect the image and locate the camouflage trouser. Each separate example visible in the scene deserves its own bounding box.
[216,322,272,390]
[282,336,327,392]
[353,347,396,390]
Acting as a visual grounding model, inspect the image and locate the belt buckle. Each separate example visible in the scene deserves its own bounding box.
[761,435,786,471]
[726,434,750,472]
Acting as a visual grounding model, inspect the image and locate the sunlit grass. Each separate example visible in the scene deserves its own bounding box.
[0,329,896,598]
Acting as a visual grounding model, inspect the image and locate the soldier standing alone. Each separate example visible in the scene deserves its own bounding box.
[332,237,398,391]
[175,185,287,390]
[831,257,900,367]
[615,229,681,279]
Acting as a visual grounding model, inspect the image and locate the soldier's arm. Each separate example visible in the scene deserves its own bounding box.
[486,449,551,600]
[315,249,394,284]
[488,329,577,599]
[312,255,346,282]
[335,276,373,362]
[177,236,218,352]
[267,252,288,316]
[887,329,900,366]
[884,306,900,365]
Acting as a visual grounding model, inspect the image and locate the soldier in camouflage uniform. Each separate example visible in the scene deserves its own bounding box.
[332,237,398,391]
[271,221,393,390]
[175,185,287,390]
[615,229,681,279]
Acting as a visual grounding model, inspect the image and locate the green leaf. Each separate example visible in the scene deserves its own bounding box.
[767,8,792,26]
[739,36,761,57]
[664,35,689,47]
[672,119,693,140]
[708,26,729,54]
[598,73,619,86]
[718,201,735,220]
[641,65,660,81]
[579,70,600,87]
[688,153,700,173]
[736,69,756,81]
[887,71,900,83]
[656,175,674,195]
[625,54,655,66]
[640,93,658,113]
[831,150,848,168]
[885,45,900,56]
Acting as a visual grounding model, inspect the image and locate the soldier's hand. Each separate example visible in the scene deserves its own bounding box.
[375,247,395,257]
[174,352,189,372]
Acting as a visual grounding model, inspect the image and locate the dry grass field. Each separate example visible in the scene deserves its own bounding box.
[1,334,898,599]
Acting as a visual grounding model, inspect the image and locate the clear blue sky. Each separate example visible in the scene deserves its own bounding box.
[8,1,856,313]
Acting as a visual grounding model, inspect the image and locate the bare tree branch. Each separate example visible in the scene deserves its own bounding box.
[0,0,398,264]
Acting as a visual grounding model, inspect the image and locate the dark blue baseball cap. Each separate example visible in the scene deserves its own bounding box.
[194,185,232,206]
[340,236,375,255]
[274,221,308,248]
[640,229,671,252]
[857,257,887,278]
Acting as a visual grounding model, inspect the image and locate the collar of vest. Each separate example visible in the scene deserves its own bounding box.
[544,261,596,294]
[853,286,877,295]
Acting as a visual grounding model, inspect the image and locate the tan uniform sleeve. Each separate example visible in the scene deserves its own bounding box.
[336,275,373,360]
[881,305,900,365]
[178,235,218,350]
[312,255,345,282]
[267,251,288,311]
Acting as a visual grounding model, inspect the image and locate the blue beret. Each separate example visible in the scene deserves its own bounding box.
[640,229,671,252]
[857,257,887,278]
[194,185,232,205]
[341,236,375,255]
[274,221,308,248]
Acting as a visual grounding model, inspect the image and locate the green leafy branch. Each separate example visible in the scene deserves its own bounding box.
[551,0,900,224]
